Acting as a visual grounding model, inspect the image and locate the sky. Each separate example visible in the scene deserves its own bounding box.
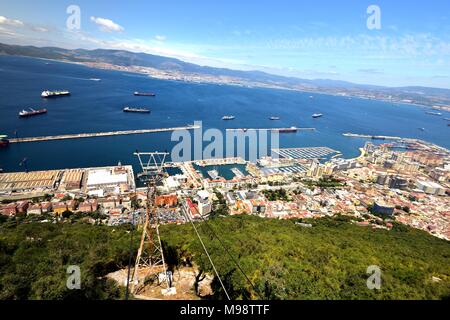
[0,0,449,88]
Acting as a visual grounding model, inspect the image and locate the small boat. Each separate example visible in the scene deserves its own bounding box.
[269,116,280,120]
[312,113,323,118]
[134,91,156,97]
[425,111,442,116]
[123,107,150,113]
[418,127,425,131]
[222,115,235,120]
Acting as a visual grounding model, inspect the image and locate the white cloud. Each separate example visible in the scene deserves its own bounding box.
[0,16,24,27]
[358,68,384,74]
[154,35,166,41]
[90,16,124,32]
[32,26,48,32]
[264,34,450,58]
[0,26,17,37]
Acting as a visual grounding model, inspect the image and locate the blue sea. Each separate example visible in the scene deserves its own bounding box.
[0,55,449,173]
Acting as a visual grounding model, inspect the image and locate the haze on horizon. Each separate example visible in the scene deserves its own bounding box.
[0,0,449,89]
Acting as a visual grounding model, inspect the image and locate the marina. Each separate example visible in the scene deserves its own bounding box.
[272,147,338,160]
[231,167,245,178]
[7,125,200,144]
[207,169,220,180]
[260,164,308,175]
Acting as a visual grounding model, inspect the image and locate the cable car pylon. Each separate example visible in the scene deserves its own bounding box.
[129,151,176,296]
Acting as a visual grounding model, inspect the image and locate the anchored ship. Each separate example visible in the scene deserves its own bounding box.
[19,108,48,117]
[0,135,9,148]
[123,107,150,113]
[222,115,235,120]
[312,113,323,118]
[269,116,280,120]
[134,91,156,97]
[41,90,70,98]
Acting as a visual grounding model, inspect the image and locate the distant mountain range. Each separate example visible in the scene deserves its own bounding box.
[1,42,449,108]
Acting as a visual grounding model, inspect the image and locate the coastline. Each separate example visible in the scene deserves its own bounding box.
[5,53,448,111]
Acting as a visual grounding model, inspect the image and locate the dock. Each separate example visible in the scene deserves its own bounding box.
[8,125,200,144]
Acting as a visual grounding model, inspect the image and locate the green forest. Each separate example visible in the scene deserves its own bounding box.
[0,214,449,300]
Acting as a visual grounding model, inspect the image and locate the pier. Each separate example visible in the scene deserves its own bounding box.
[8,125,200,144]
[343,133,402,140]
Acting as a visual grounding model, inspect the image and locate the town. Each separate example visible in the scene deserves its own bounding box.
[1,139,449,240]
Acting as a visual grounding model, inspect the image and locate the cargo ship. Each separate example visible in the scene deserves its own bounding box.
[222,115,235,120]
[0,135,9,148]
[41,90,70,98]
[134,91,156,97]
[19,108,48,117]
[312,113,323,118]
[269,116,280,120]
[123,107,150,113]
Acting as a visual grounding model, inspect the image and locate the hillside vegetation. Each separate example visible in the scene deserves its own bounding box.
[161,215,450,300]
[0,215,449,300]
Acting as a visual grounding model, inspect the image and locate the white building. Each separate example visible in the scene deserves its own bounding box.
[416,180,446,196]
[85,166,133,195]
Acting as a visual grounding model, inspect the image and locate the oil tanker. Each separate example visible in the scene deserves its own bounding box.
[19,108,48,117]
